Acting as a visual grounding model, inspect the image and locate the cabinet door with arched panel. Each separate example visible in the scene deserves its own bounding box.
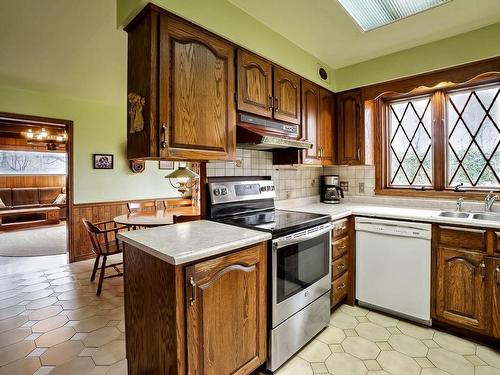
[273,67,301,125]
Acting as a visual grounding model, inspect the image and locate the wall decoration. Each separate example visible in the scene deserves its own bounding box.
[159,160,174,170]
[93,154,114,169]
[128,92,145,133]
[130,160,145,173]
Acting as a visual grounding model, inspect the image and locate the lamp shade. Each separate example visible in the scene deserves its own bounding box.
[164,166,199,180]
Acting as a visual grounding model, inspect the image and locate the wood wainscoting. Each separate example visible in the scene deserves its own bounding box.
[0,175,65,188]
[71,198,191,262]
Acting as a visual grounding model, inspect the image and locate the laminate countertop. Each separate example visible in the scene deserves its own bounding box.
[117,220,271,265]
[275,200,500,229]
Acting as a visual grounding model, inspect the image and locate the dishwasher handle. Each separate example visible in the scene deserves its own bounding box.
[355,221,431,240]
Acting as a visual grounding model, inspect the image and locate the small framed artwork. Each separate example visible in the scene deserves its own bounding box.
[159,160,174,170]
[93,154,114,169]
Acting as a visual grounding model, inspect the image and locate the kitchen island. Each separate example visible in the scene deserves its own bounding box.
[117,220,271,375]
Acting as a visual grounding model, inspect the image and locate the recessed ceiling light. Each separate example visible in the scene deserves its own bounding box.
[337,0,452,32]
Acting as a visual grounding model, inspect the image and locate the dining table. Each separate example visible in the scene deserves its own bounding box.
[113,206,200,228]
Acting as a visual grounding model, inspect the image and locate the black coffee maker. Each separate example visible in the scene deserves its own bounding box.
[321,175,344,204]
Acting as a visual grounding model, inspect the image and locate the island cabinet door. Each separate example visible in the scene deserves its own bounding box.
[434,247,489,332]
[237,49,273,118]
[158,15,236,161]
[185,243,267,375]
[273,66,301,125]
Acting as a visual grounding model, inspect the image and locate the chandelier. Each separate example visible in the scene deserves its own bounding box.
[25,128,67,150]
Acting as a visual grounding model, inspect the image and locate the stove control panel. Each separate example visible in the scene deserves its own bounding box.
[209,180,275,204]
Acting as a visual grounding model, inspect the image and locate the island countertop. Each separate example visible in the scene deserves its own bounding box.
[117,220,271,265]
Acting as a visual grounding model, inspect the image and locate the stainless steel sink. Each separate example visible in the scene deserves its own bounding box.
[437,211,470,219]
[471,213,500,222]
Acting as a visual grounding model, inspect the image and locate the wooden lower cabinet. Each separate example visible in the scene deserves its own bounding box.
[490,257,500,338]
[186,244,267,375]
[434,247,488,332]
[330,217,354,308]
[123,241,267,375]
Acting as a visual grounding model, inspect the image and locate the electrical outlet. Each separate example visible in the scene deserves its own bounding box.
[340,181,349,191]
[358,182,365,193]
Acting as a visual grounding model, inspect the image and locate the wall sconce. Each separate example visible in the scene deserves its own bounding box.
[165,166,199,196]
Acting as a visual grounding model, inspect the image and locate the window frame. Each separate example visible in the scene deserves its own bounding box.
[374,77,500,198]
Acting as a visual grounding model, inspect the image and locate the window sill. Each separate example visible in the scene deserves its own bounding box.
[375,188,498,201]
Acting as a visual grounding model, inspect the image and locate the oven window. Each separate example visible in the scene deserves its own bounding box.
[276,232,329,303]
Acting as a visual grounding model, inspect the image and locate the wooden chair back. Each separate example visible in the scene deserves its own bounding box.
[163,198,192,209]
[82,218,124,256]
[173,214,200,224]
[127,201,157,213]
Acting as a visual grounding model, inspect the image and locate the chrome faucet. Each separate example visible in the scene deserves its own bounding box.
[485,191,499,212]
[456,197,464,212]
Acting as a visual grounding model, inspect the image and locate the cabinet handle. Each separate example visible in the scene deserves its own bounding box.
[274,97,279,112]
[479,261,486,279]
[268,95,274,111]
[336,264,346,271]
[160,123,167,149]
[357,147,361,161]
[337,283,346,290]
[496,266,500,285]
[188,277,196,306]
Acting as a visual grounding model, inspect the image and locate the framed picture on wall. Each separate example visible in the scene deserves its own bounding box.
[93,154,114,169]
[159,160,174,170]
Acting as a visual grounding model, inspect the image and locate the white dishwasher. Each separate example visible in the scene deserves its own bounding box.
[355,217,432,325]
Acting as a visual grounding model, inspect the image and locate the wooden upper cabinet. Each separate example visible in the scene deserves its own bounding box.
[301,81,321,165]
[273,67,301,125]
[125,6,235,161]
[237,50,273,118]
[337,89,363,165]
[185,243,267,375]
[319,88,335,165]
[435,247,489,332]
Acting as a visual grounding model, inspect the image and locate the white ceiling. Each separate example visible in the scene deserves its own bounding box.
[228,0,500,68]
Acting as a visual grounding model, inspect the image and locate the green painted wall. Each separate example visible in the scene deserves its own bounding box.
[117,0,335,91]
[335,22,500,92]
[0,85,182,204]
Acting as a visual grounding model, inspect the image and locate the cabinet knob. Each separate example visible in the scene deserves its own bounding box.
[337,283,346,290]
[337,264,346,271]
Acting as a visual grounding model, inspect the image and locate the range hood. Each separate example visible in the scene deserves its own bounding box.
[236,113,313,151]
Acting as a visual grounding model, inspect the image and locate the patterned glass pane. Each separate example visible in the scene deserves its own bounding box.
[388,97,433,187]
[446,84,500,188]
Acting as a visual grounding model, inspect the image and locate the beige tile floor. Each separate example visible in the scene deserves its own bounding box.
[0,255,499,375]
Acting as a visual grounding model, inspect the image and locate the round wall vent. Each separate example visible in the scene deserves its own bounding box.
[319,67,328,81]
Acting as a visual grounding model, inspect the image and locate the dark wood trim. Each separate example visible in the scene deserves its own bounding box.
[73,196,189,209]
[0,112,73,262]
[362,56,500,100]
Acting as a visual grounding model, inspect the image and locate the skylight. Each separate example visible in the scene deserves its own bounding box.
[337,0,452,32]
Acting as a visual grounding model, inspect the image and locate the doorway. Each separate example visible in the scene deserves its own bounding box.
[0,112,73,273]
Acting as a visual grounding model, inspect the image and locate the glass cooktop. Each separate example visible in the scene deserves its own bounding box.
[219,209,330,238]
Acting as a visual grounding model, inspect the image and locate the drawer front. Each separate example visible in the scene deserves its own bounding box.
[331,272,348,307]
[332,236,349,260]
[332,218,349,239]
[437,225,486,251]
[332,253,348,280]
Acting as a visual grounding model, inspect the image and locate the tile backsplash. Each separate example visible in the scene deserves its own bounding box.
[207,149,322,200]
[323,165,376,196]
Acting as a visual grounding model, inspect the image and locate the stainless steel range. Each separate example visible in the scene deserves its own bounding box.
[207,177,332,371]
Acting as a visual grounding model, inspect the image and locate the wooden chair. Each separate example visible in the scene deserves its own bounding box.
[82,218,128,295]
[127,201,157,213]
[163,198,192,209]
[173,214,200,224]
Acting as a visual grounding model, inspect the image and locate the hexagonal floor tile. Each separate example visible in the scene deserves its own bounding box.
[40,340,84,366]
[366,311,398,327]
[74,315,109,333]
[316,326,346,345]
[298,340,331,362]
[0,356,40,375]
[325,352,367,375]
[28,305,63,321]
[433,331,476,355]
[377,350,421,375]
[0,340,35,367]
[32,316,68,333]
[427,348,474,375]
[340,305,369,317]
[276,356,312,375]
[35,327,75,348]
[355,323,390,342]
[0,327,31,348]
[388,334,428,357]
[476,366,500,375]
[420,369,449,375]
[83,327,120,348]
[47,356,96,375]
[330,311,359,329]
[91,339,126,365]
[397,321,434,340]
[476,346,500,369]
[342,336,380,360]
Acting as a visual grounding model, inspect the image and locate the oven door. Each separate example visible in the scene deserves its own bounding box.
[271,223,332,327]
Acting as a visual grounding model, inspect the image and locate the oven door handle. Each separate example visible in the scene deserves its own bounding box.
[272,224,333,249]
